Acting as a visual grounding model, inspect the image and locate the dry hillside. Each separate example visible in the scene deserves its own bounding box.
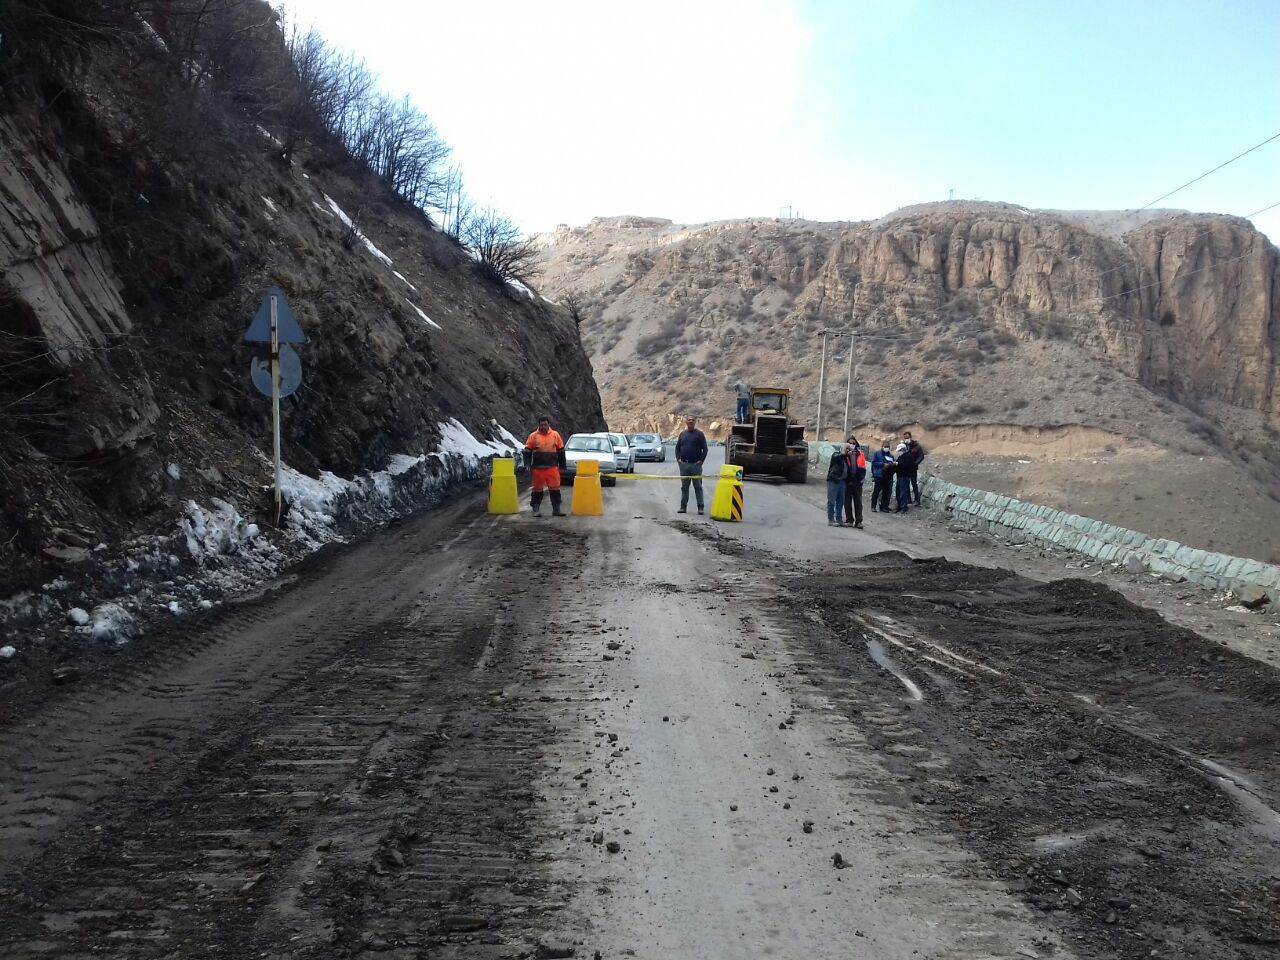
[535,205,1280,562]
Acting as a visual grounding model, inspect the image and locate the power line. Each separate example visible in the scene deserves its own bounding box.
[1140,130,1280,210]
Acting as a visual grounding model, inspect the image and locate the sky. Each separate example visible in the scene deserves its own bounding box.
[285,0,1280,240]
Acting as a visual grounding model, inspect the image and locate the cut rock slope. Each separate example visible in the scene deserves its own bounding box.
[0,5,604,596]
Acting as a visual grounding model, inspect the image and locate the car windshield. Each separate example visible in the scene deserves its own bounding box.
[631,434,658,443]
[609,435,627,445]
[566,437,611,453]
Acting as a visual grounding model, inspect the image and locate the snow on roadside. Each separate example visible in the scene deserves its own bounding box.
[323,195,394,265]
[393,271,418,292]
[405,299,442,330]
[0,419,523,651]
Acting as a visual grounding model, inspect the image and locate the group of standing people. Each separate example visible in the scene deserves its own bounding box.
[871,432,925,513]
[826,431,926,527]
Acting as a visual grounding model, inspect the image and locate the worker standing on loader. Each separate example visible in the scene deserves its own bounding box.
[523,417,567,517]
[732,379,752,423]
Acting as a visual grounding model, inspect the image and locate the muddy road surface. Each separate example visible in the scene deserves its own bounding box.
[2,467,1279,959]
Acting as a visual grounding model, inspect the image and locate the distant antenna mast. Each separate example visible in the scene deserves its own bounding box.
[947,188,954,201]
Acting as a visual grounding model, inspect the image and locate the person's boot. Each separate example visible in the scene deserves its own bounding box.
[677,504,687,514]
[697,505,704,515]
[550,491,565,516]
[530,492,543,517]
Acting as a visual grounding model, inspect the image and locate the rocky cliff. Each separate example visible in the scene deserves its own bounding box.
[0,4,603,594]
[535,205,1280,560]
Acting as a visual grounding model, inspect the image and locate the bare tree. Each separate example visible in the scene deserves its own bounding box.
[561,291,586,326]
[463,207,541,287]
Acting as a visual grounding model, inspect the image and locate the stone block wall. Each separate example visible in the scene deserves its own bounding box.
[919,475,1280,596]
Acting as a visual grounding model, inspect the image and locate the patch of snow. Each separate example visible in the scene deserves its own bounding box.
[256,125,282,148]
[313,201,333,217]
[437,418,519,461]
[137,17,169,52]
[393,271,418,291]
[43,577,69,592]
[405,299,442,330]
[91,603,136,644]
[262,196,278,220]
[166,463,181,481]
[0,645,14,659]
[180,500,260,560]
[68,607,90,626]
[323,195,394,265]
[199,599,214,610]
[507,278,536,298]
[168,601,183,616]
[387,454,427,476]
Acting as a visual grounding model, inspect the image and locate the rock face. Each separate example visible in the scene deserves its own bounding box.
[808,203,1279,418]
[536,205,1278,438]
[0,11,603,592]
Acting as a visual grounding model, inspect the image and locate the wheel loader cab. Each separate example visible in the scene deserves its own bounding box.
[727,386,809,483]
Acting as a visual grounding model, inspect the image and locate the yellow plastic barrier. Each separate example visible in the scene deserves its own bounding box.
[710,464,744,522]
[571,459,604,516]
[488,456,519,514]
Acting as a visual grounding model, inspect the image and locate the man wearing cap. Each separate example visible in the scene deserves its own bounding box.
[674,415,708,515]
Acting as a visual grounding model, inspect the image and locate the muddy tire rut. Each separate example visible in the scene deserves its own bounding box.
[784,552,1280,958]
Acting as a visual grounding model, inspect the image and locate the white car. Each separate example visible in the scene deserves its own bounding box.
[604,432,635,473]
[628,432,665,462]
[562,434,619,486]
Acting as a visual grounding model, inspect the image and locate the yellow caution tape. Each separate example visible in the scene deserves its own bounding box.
[612,473,707,480]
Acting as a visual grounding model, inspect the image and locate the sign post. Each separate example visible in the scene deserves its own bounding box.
[270,295,282,525]
[245,286,307,526]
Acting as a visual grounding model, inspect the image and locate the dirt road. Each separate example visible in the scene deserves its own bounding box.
[2,461,1278,959]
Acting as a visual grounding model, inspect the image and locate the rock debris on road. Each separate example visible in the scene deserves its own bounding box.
[1,467,1278,959]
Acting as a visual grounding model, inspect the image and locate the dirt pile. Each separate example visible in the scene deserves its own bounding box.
[0,2,603,594]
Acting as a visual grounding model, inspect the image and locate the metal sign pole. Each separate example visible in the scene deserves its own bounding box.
[270,295,282,526]
[815,330,827,442]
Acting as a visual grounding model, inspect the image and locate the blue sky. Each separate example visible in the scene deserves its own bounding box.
[287,0,1280,239]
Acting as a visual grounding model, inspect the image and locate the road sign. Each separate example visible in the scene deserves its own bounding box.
[244,286,307,343]
[244,288,307,526]
[251,343,302,398]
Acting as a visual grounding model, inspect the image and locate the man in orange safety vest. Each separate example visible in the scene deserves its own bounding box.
[523,416,567,516]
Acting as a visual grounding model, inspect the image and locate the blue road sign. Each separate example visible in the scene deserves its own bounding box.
[244,287,307,343]
[251,343,303,398]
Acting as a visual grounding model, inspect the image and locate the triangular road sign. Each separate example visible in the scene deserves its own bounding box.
[245,286,307,343]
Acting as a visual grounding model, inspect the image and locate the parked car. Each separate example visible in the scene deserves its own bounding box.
[628,432,665,462]
[604,432,635,473]
[562,434,618,486]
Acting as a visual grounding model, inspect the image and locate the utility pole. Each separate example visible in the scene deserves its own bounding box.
[269,294,282,526]
[815,329,827,442]
[842,334,855,437]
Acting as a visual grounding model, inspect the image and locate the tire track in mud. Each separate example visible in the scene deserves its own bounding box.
[761,551,1280,959]
[0,516,586,959]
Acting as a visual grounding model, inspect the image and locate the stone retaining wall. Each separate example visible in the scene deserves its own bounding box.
[919,475,1280,596]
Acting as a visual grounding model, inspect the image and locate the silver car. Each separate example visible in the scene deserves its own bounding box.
[562,434,619,486]
[604,432,635,473]
[628,432,665,462]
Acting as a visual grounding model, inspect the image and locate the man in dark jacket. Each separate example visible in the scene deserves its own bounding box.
[675,416,708,514]
[826,444,851,526]
[843,436,866,528]
[902,431,926,505]
[870,441,895,512]
[894,440,919,513]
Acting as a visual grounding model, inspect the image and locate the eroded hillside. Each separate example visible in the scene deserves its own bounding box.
[536,205,1280,560]
[0,2,603,594]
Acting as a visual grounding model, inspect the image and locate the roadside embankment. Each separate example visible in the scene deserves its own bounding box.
[920,475,1280,600]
